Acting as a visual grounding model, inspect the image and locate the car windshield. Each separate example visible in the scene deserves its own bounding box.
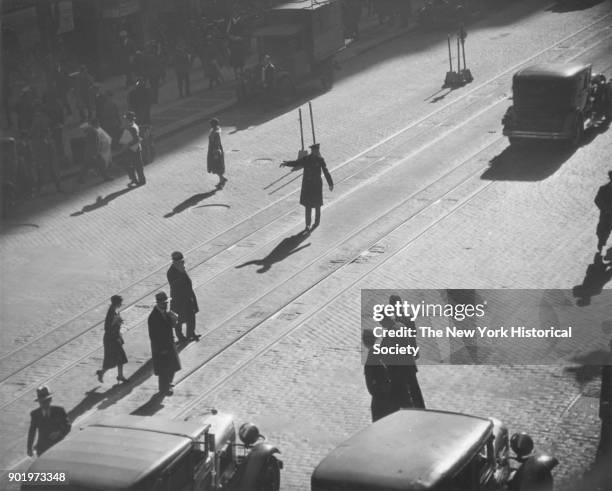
[513,77,575,111]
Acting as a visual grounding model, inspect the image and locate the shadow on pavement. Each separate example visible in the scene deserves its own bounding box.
[132,393,166,416]
[234,230,311,273]
[70,186,136,216]
[164,187,221,218]
[572,252,612,306]
[481,142,575,181]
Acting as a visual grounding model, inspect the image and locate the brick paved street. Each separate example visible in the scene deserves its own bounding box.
[1,1,612,490]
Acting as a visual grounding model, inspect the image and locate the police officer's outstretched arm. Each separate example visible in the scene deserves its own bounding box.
[322,159,333,191]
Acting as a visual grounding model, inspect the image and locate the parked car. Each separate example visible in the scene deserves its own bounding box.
[21,412,282,491]
[311,409,558,491]
[502,63,612,147]
[236,0,344,104]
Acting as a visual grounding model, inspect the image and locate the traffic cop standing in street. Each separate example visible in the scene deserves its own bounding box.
[281,143,334,232]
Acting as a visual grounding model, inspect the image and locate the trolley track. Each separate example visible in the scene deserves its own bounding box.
[1,12,610,376]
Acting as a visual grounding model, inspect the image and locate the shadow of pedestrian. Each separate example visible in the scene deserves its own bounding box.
[70,187,135,216]
[234,231,311,273]
[132,393,165,416]
[573,252,612,306]
[164,188,219,218]
[67,389,107,421]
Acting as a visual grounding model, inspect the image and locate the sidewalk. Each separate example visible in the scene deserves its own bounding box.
[48,15,419,180]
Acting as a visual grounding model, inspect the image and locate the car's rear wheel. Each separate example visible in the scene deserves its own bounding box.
[257,456,281,491]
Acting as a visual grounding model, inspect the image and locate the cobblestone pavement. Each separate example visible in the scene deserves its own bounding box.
[1,1,612,489]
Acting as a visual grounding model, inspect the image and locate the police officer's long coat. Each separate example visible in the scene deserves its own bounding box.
[283,154,333,208]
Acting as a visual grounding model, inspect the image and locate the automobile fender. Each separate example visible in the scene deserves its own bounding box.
[236,442,281,490]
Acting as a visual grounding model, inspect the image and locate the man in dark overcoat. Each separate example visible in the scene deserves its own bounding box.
[148,291,181,396]
[280,143,334,232]
[388,294,425,409]
[167,251,200,343]
[363,328,397,422]
[27,386,71,457]
[595,171,612,253]
[127,79,152,126]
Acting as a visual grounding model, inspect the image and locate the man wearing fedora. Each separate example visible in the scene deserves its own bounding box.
[118,111,145,187]
[27,386,71,457]
[148,292,182,396]
[167,251,201,343]
[281,143,334,232]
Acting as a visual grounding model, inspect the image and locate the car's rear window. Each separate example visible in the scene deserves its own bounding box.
[513,78,574,110]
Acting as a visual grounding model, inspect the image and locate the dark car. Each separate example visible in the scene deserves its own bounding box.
[502,63,612,147]
[311,409,557,491]
[21,412,282,491]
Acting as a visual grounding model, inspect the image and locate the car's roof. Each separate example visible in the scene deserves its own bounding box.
[312,409,493,490]
[273,0,334,10]
[514,63,591,79]
[26,415,207,490]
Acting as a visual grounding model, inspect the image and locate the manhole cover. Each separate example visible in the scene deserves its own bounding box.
[0,223,39,235]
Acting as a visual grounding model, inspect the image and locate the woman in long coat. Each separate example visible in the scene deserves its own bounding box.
[281,143,334,232]
[96,295,128,383]
[207,118,226,187]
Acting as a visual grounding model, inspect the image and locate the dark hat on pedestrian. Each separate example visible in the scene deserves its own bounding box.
[35,386,52,402]
[210,117,219,127]
[110,294,123,306]
[155,291,169,303]
[171,251,184,261]
[123,111,136,121]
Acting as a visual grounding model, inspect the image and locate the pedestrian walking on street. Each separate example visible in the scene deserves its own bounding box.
[27,386,71,457]
[363,328,397,422]
[172,45,192,98]
[78,120,112,183]
[148,291,181,396]
[98,90,122,144]
[30,105,62,194]
[118,30,136,87]
[118,111,145,187]
[280,143,334,232]
[96,295,128,383]
[260,54,276,110]
[15,86,35,133]
[596,339,612,477]
[75,65,94,122]
[167,251,201,343]
[595,171,612,253]
[388,294,425,409]
[207,118,226,188]
[127,78,153,126]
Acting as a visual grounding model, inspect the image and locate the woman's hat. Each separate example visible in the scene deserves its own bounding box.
[35,386,52,402]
